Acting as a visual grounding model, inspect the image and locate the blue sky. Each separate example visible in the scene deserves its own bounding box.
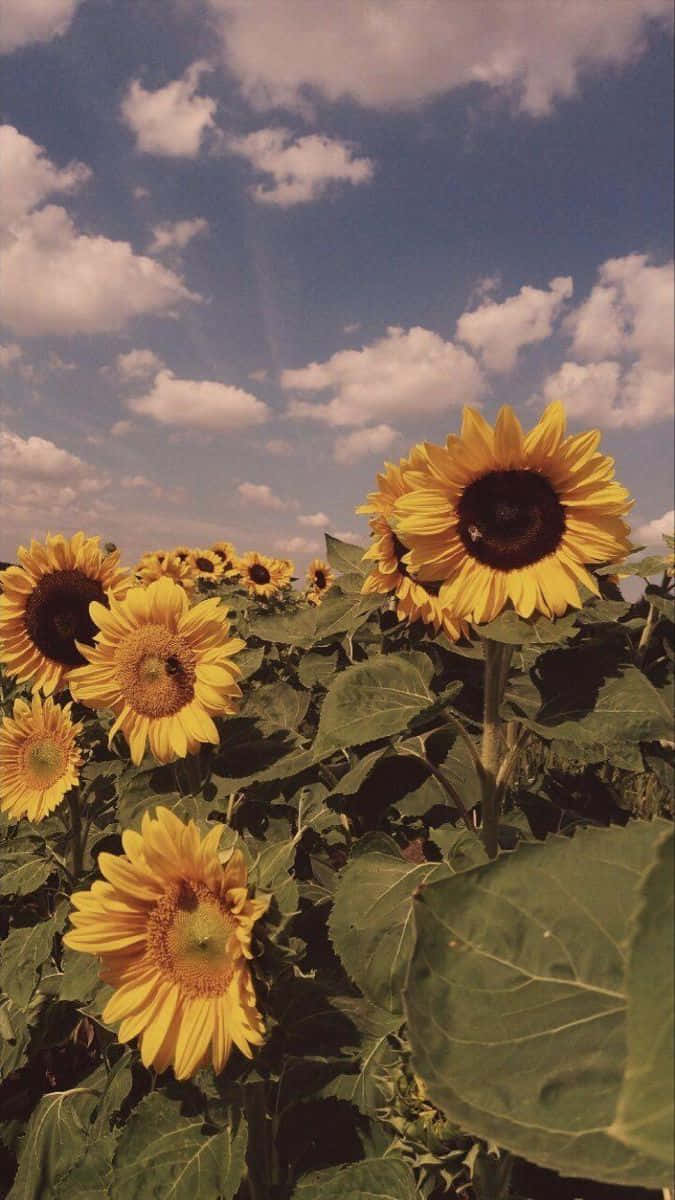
[1,0,673,571]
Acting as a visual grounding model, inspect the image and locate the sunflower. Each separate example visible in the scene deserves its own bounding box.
[0,694,83,822]
[237,552,283,599]
[392,402,633,624]
[270,557,294,588]
[189,549,224,583]
[0,533,132,695]
[63,807,268,1079]
[68,577,245,765]
[171,546,192,564]
[306,558,333,594]
[136,551,195,594]
[358,456,467,641]
[210,542,239,576]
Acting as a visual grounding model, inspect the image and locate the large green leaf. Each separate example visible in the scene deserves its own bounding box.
[0,846,52,896]
[294,1157,418,1198]
[242,681,309,731]
[110,1092,247,1200]
[329,836,449,1014]
[53,1134,116,1200]
[610,825,674,1169]
[474,609,579,645]
[324,534,368,577]
[315,652,434,753]
[7,1087,99,1200]
[405,819,672,1188]
[0,906,66,1009]
[298,649,339,689]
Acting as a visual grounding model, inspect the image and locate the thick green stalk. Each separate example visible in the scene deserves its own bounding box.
[480,640,512,858]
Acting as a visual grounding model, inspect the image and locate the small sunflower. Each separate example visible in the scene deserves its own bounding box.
[270,557,294,588]
[210,542,239,576]
[171,546,192,564]
[0,533,132,695]
[63,806,269,1079]
[237,552,283,599]
[68,577,245,765]
[392,402,633,623]
[306,558,333,594]
[0,694,83,822]
[189,549,224,583]
[136,551,195,594]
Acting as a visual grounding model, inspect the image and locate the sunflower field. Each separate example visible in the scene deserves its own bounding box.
[0,404,673,1200]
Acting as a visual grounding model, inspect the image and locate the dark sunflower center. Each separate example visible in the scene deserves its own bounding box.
[176,552,189,562]
[457,469,566,570]
[213,548,231,566]
[250,564,271,584]
[195,557,214,572]
[314,570,327,589]
[24,569,106,666]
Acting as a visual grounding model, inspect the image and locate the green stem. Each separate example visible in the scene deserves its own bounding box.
[480,640,513,859]
[636,601,657,670]
[67,786,84,879]
[398,744,477,836]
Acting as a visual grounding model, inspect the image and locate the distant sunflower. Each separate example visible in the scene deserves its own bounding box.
[306,559,333,594]
[270,558,294,588]
[393,403,633,623]
[64,806,269,1079]
[0,533,131,695]
[237,552,283,599]
[68,577,244,765]
[210,542,239,576]
[189,549,224,582]
[358,456,467,641]
[172,546,192,564]
[136,551,195,594]
[0,694,83,822]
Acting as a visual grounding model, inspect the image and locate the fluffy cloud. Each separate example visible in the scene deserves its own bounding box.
[0,205,199,335]
[264,438,293,455]
[0,124,90,229]
[205,0,671,117]
[0,430,109,525]
[0,343,22,368]
[228,128,374,206]
[121,62,217,157]
[283,325,484,426]
[237,481,286,509]
[456,276,573,372]
[110,419,135,437]
[128,370,269,430]
[114,348,165,380]
[538,254,674,427]
[148,218,209,253]
[298,511,330,527]
[635,510,674,546]
[274,535,320,553]
[0,0,83,54]
[334,423,401,465]
[120,474,186,503]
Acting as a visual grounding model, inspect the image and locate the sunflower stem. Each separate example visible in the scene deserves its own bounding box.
[480,640,512,859]
[67,786,84,879]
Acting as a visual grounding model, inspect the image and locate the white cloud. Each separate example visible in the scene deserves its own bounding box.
[121,62,217,157]
[0,343,22,368]
[331,529,362,543]
[0,205,199,336]
[264,437,293,454]
[133,186,150,200]
[635,510,675,546]
[298,511,330,527]
[334,423,401,465]
[343,322,361,334]
[205,0,671,117]
[0,429,109,524]
[228,128,374,206]
[283,325,484,426]
[456,276,573,372]
[538,254,674,428]
[148,218,209,253]
[237,481,286,509]
[128,369,269,430]
[249,368,268,381]
[120,473,185,503]
[0,0,83,54]
[115,348,165,380]
[0,124,90,229]
[274,535,320,553]
[110,419,135,437]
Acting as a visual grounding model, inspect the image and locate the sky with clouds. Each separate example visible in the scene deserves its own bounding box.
[1,0,673,570]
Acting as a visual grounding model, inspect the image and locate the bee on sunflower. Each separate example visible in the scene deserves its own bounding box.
[64,807,269,1079]
[0,533,131,695]
[0,694,83,822]
[68,577,244,765]
[392,402,633,624]
[237,552,284,599]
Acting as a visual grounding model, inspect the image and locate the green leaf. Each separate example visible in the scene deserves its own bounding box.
[329,836,449,1014]
[0,997,30,1080]
[324,533,368,578]
[7,1087,99,1200]
[405,819,672,1188]
[293,1157,418,1198]
[58,946,106,1007]
[315,652,435,753]
[253,838,299,926]
[247,605,320,648]
[610,826,674,1169]
[53,1134,116,1200]
[327,997,402,1114]
[233,645,265,678]
[313,589,382,640]
[242,681,309,731]
[599,554,668,578]
[0,907,66,1009]
[110,1093,247,1200]
[298,650,339,689]
[474,609,579,645]
[0,847,52,896]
